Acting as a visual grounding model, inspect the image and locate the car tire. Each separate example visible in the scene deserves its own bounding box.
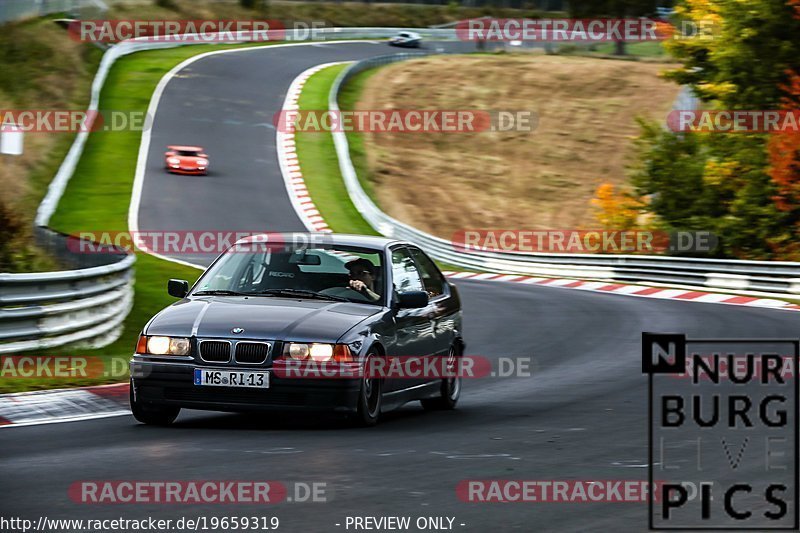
[129,380,180,426]
[354,353,382,427]
[421,345,461,411]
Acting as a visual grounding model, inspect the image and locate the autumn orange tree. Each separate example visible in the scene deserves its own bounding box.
[591,183,642,230]
[766,0,800,258]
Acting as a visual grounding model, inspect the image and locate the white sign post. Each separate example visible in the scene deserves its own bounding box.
[1,123,24,155]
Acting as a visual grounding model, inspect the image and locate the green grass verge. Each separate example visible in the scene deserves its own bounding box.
[559,40,668,59]
[594,41,667,58]
[294,64,377,235]
[1,42,278,394]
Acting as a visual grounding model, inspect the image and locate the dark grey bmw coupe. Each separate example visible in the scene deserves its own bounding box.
[129,234,464,426]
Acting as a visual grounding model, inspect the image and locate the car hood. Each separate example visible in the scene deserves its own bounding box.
[145,296,381,343]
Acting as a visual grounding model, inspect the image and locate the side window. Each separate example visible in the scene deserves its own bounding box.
[410,247,446,298]
[390,248,424,294]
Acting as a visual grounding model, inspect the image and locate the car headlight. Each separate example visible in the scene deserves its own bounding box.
[136,335,191,356]
[309,343,333,361]
[167,157,180,164]
[283,343,352,362]
[196,158,208,166]
[286,343,310,360]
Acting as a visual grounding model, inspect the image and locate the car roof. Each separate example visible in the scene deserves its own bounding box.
[167,145,204,152]
[235,232,404,250]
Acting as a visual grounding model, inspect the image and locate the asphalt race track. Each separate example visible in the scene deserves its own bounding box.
[2,41,799,531]
[135,41,477,265]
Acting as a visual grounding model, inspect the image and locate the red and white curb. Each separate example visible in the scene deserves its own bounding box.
[0,382,129,428]
[276,62,351,233]
[444,271,800,312]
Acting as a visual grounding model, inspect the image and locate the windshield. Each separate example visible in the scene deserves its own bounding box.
[176,150,201,156]
[191,244,385,305]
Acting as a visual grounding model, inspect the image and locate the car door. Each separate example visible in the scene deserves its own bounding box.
[408,246,457,383]
[389,246,430,389]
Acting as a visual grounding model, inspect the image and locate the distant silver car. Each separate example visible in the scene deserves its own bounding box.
[389,31,421,48]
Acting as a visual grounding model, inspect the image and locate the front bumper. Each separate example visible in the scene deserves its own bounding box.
[167,166,207,175]
[130,359,361,413]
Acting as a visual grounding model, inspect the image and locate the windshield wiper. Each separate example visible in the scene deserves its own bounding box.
[253,288,350,302]
[193,289,248,296]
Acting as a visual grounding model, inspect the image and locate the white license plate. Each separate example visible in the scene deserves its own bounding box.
[194,368,269,388]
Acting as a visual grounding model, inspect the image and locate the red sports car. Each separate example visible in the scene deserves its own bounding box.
[164,145,209,175]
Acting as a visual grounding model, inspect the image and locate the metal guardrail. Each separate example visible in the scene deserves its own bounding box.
[0,229,134,354]
[329,53,800,296]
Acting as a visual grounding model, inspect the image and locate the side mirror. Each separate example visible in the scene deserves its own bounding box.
[168,279,189,298]
[397,290,428,309]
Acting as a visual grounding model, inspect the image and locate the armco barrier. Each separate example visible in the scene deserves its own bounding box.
[328,53,800,296]
[0,229,134,354]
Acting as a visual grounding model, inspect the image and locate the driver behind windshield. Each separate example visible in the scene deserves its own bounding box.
[346,258,380,302]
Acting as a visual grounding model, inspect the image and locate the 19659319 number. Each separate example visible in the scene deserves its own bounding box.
[194,368,270,388]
